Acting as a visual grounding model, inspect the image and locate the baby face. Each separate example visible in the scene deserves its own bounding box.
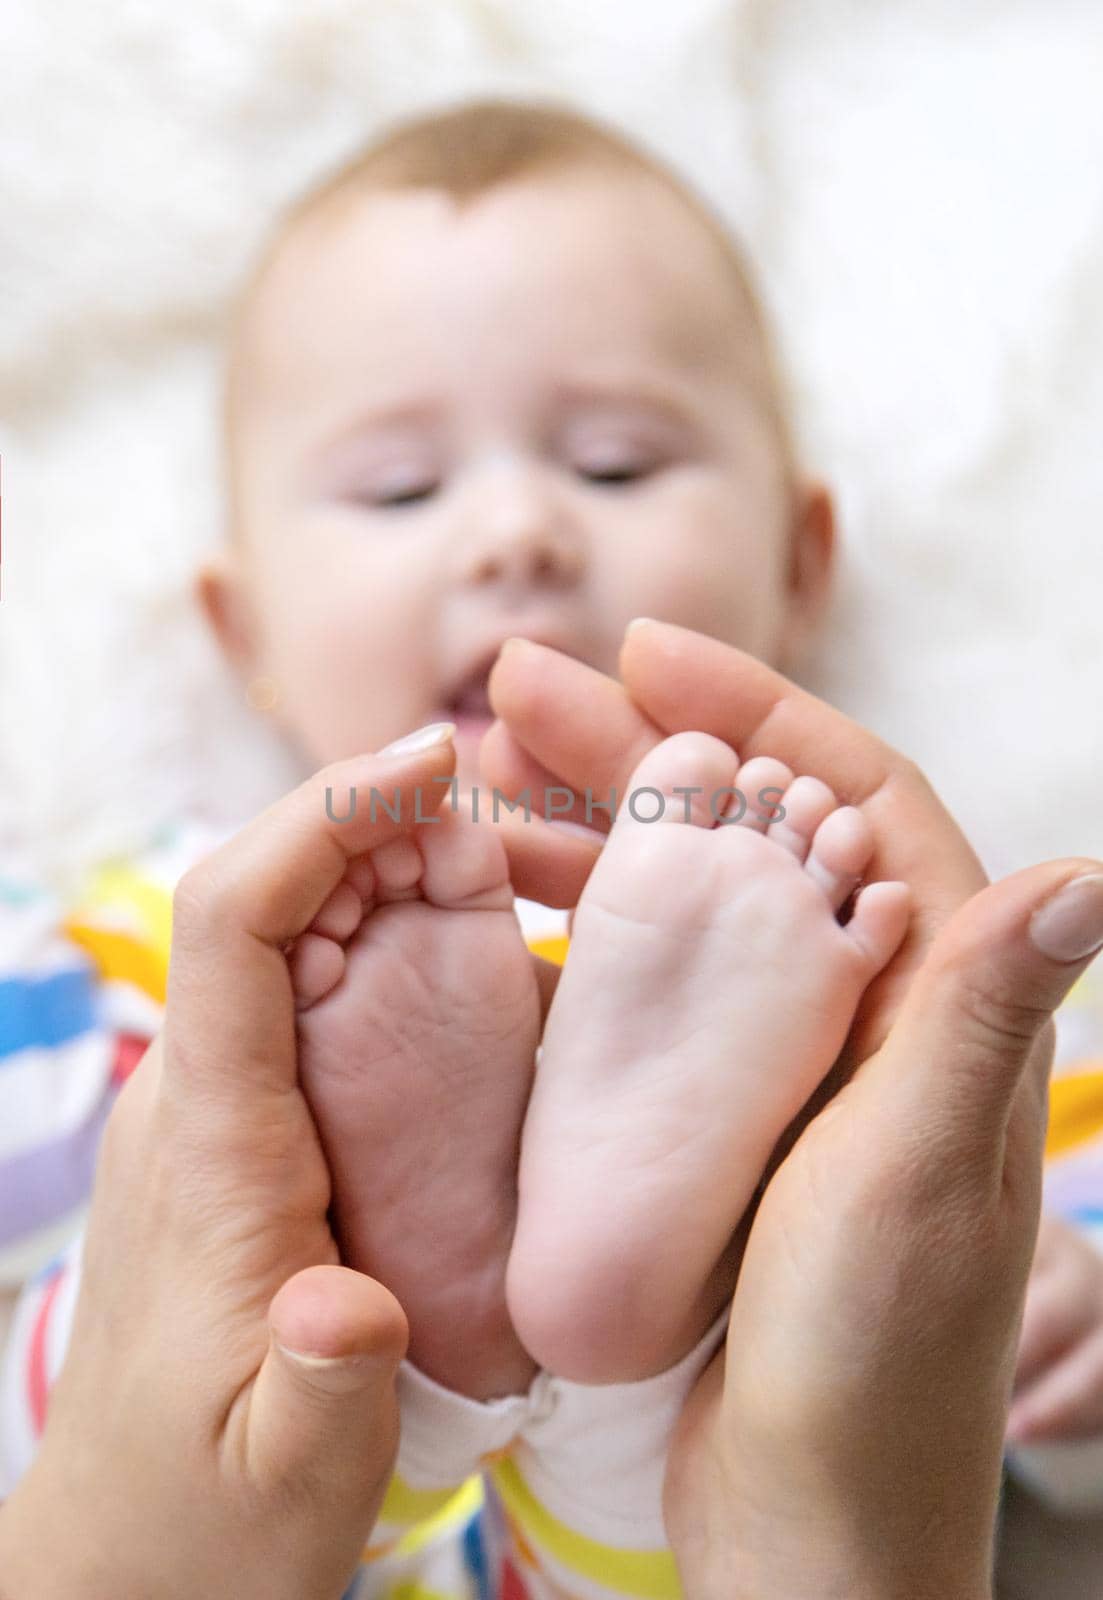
[210,167,829,783]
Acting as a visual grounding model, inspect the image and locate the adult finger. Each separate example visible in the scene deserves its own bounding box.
[245,1264,408,1571]
[849,864,1103,1199]
[1014,1219,1103,1389]
[1015,1277,1097,1391]
[486,640,662,822]
[1007,1330,1103,1442]
[475,722,603,905]
[164,725,456,1107]
[483,809,601,908]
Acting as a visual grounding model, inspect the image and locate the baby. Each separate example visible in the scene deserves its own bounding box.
[8,95,1102,1600]
[196,96,909,1405]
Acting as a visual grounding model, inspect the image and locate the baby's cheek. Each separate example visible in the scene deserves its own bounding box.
[272,613,427,765]
[614,486,783,656]
[645,560,769,657]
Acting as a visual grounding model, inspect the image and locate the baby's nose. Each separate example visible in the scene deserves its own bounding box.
[458,469,585,590]
[465,526,583,588]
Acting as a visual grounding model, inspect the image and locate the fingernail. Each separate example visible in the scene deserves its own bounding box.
[626,617,655,632]
[276,1342,351,1369]
[1030,874,1103,963]
[275,1341,383,1393]
[378,721,455,758]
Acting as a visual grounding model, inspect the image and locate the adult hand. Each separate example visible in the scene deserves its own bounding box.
[1008,1213,1103,1444]
[482,621,1103,1599]
[665,861,1102,1600]
[0,726,458,1600]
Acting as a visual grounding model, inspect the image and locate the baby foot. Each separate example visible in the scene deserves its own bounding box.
[506,732,910,1383]
[293,803,541,1399]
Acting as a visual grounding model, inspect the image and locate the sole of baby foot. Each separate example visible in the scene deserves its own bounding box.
[295,805,541,1399]
[507,732,909,1384]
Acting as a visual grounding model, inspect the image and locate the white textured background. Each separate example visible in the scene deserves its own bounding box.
[1,0,1100,893]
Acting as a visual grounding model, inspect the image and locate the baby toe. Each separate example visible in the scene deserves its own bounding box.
[766,775,838,862]
[289,931,347,1010]
[370,836,424,901]
[418,809,514,911]
[346,856,377,906]
[845,881,911,972]
[620,732,740,831]
[309,881,364,943]
[804,805,874,911]
[726,756,793,832]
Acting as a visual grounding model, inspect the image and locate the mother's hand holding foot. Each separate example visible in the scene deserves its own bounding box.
[484,620,1103,1600]
[0,621,1099,1600]
[0,730,462,1600]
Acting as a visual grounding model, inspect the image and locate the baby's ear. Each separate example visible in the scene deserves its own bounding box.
[778,479,836,672]
[194,547,259,676]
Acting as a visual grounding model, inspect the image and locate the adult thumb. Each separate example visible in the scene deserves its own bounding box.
[857,862,1103,1186]
[247,1264,409,1560]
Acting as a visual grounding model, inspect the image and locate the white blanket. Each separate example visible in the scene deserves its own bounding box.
[2,0,1101,890]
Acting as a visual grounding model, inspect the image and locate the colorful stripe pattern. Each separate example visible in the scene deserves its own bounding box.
[0,836,188,1287]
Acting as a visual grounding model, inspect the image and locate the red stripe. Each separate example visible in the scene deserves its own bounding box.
[27,1269,64,1435]
[110,1031,150,1087]
[501,1558,531,1600]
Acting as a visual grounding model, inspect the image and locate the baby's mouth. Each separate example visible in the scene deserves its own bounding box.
[442,631,587,740]
[443,662,496,733]
[449,680,493,725]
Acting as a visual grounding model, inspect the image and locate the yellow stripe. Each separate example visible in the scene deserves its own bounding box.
[489,1459,681,1600]
[380,1584,455,1600]
[61,921,168,1003]
[379,1473,468,1527]
[1065,971,1095,1006]
[61,865,174,1003]
[373,1475,484,1558]
[85,864,174,959]
[1046,1067,1103,1158]
[528,935,569,968]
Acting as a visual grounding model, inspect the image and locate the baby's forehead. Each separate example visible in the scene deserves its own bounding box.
[226,164,778,438]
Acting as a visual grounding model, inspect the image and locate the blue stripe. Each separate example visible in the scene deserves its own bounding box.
[0,967,97,1061]
[0,878,47,908]
[1065,1206,1103,1226]
[462,1509,492,1600]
